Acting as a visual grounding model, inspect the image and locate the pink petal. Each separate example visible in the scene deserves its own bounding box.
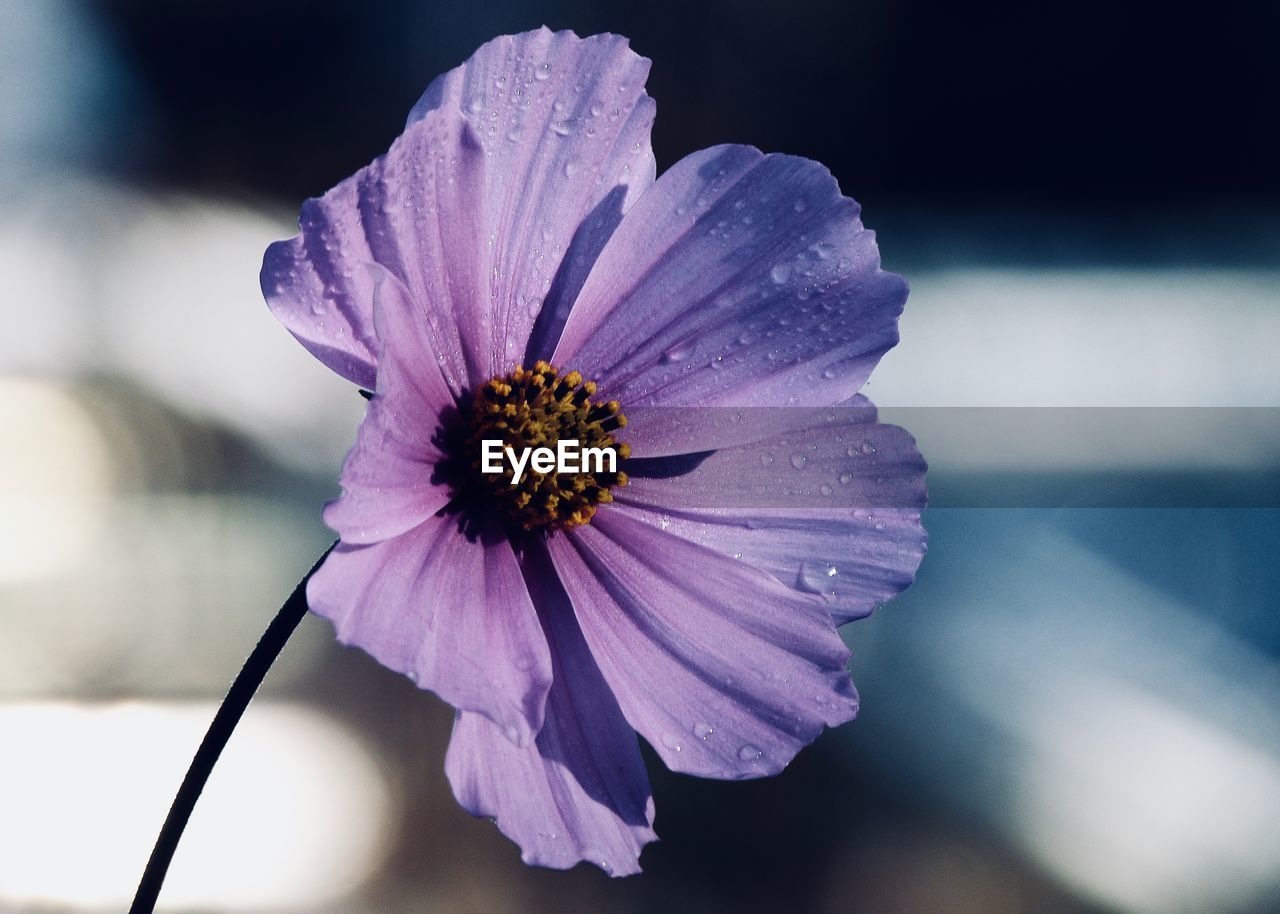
[323,267,455,544]
[617,400,927,623]
[308,517,552,746]
[262,28,656,391]
[446,544,656,875]
[547,509,858,779]
[553,145,907,409]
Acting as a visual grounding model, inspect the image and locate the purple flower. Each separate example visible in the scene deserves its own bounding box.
[262,28,926,875]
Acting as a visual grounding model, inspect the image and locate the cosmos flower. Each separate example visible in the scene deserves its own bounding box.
[262,27,926,875]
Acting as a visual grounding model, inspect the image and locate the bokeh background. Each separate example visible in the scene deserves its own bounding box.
[2,1,1278,911]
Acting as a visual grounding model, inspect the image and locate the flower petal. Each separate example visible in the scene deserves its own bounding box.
[446,544,656,875]
[620,403,836,459]
[323,267,455,544]
[262,27,656,391]
[308,516,552,746]
[552,144,907,411]
[616,400,927,623]
[547,509,858,779]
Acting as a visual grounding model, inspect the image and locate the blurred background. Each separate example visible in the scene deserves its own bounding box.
[2,0,1278,911]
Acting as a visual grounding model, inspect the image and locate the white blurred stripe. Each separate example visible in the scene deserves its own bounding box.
[0,179,364,475]
[875,406,1280,472]
[0,701,391,910]
[870,268,1280,407]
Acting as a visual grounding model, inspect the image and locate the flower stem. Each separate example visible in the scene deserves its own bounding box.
[129,543,335,914]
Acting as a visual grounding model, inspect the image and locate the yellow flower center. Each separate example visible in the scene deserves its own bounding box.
[460,361,628,532]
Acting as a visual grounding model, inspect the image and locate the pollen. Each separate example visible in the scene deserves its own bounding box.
[461,361,629,531]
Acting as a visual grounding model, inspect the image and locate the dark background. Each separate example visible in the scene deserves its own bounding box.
[91,0,1280,209]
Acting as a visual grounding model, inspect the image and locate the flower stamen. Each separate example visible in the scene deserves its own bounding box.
[460,361,628,531]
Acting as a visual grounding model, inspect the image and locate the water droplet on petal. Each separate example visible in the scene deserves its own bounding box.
[661,732,683,752]
[797,560,838,595]
[581,846,610,871]
[820,483,833,496]
[790,453,807,470]
[658,516,671,530]
[770,263,792,285]
[738,744,763,761]
[694,722,715,740]
[534,62,551,80]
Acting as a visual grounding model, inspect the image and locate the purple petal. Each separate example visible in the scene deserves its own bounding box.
[616,401,927,623]
[547,509,858,779]
[308,517,552,746]
[446,544,656,875]
[620,403,844,459]
[552,144,907,410]
[323,267,455,544]
[262,28,656,391]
